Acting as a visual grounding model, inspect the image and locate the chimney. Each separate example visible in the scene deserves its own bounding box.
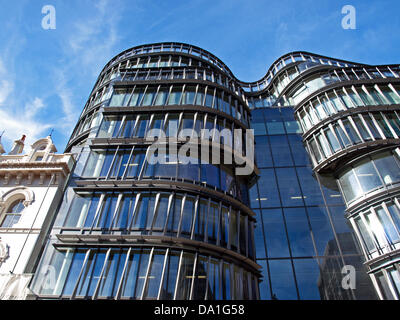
[8,135,26,155]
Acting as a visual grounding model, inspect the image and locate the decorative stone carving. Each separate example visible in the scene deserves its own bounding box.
[0,237,10,264]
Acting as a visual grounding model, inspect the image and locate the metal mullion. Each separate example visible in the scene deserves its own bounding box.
[204,198,211,243]
[176,194,187,237]
[235,210,240,253]
[153,85,162,107]
[375,84,392,105]
[359,210,383,254]
[229,263,234,300]
[351,69,359,80]
[177,112,184,137]
[328,123,343,149]
[362,85,377,105]
[140,248,154,300]
[363,68,373,80]
[190,196,200,240]
[157,248,170,300]
[245,215,249,257]
[111,149,125,180]
[332,88,347,110]
[382,268,399,299]
[124,86,136,106]
[349,217,370,259]
[376,67,385,79]
[342,87,357,109]
[227,206,231,250]
[173,251,184,300]
[115,247,132,300]
[382,202,400,241]
[162,193,174,234]
[320,128,334,156]
[189,253,198,300]
[132,115,140,137]
[216,202,222,247]
[92,248,111,300]
[381,112,399,139]
[388,83,400,100]
[137,85,149,106]
[211,87,216,109]
[337,118,353,145]
[351,85,366,107]
[347,116,364,143]
[357,114,376,141]
[204,256,210,300]
[388,67,399,78]
[138,146,151,179]
[369,112,386,139]
[109,193,124,230]
[127,193,142,230]
[121,146,135,179]
[218,259,223,299]
[192,112,199,139]
[71,249,91,299]
[370,206,392,248]
[105,147,120,180]
[149,193,161,233]
[90,193,106,231]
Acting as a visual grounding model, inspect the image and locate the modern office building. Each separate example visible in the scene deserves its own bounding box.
[29,42,400,300]
[0,135,74,299]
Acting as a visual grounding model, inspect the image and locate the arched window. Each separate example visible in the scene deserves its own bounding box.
[0,199,25,228]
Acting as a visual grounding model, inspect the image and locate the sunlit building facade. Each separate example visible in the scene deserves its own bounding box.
[29,43,400,300]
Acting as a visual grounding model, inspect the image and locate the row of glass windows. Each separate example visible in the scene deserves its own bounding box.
[97,64,243,99]
[97,113,248,151]
[351,199,400,259]
[249,60,336,107]
[31,246,259,300]
[251,107,302,136]
[374,263,400,300]
[307,112,400,166]
[298,84,400,132]
[243,52,354,93]
[338,150,400,203]
[107,84,249,125]
[107,43,233,79]
[71,109,102,141]
[82,146,249,204]
[250,166,342,209]
[56,191,255,257]
[286,67,400,107]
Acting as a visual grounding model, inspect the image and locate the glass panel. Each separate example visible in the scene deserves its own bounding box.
[373,151,400,185]
[262,209,290,258]
[339,168,362,202]
[284,208,315,257]
[159,250,180,300]
[192,256,208,300]
[375,207,400,243]
[175,252,195,300]
[143,250,165,298]
[62,249,87,296]
[354,159,382,193]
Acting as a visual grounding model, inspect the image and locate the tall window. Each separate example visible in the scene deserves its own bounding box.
[1,199,25,228]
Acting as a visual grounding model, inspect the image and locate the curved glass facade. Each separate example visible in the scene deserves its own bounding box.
[30,42,259,300]
[30,42,400,300]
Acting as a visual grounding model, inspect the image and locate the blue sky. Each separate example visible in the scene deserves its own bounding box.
[0,0,399,153]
